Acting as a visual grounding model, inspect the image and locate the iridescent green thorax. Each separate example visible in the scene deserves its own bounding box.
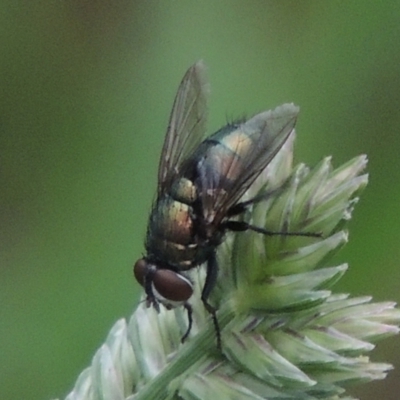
[145,123,257,271]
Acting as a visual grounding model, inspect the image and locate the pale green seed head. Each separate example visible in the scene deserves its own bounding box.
[60,106,399,400]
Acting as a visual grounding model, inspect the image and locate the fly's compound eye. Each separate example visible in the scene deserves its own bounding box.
[153,269,193,303]
[133,258,147,286]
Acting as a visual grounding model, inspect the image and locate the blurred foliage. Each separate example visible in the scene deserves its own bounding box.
[0,1,399,399]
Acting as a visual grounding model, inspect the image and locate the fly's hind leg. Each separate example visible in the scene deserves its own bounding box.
[223,220,322,238]
[201,251,221,349]
[225,191,322,239]
[227,188,283,217]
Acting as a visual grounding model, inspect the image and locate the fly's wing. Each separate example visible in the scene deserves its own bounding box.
[198,103,299,225]
[157,61,209,196]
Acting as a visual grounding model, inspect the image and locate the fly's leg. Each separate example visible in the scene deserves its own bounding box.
[227,188,284,217]
[181,302,193,343]
[223,220,322,238]
[143,268,160,312]
[226,190,322,238]
[201,251,221,350]
[143,266,193,343]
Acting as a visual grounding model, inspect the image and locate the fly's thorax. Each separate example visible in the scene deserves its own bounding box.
[146,237,200,270]
[146,193,205,270]
[148,195,194,244]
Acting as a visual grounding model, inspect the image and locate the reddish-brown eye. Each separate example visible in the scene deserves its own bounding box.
[153,270,193,302]
[133,259,147,286]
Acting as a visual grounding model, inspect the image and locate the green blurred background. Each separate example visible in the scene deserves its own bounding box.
[1,1,399,399]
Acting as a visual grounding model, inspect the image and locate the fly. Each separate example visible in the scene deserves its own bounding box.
[134,61,319,348]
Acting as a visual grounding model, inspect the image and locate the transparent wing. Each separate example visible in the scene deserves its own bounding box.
[157,61,208,196]
[197,104,299,225]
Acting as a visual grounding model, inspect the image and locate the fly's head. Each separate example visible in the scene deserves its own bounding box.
[133,258,194,310]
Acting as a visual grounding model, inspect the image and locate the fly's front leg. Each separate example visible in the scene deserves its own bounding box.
[181,302,193,343]
[143,268,160,312]
[201,251,221,349]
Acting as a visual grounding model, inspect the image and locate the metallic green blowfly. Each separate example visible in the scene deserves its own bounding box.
[134,61,319,347]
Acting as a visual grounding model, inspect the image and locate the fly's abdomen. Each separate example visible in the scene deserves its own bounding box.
[208,127,254,181]
[191,125,255,190]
